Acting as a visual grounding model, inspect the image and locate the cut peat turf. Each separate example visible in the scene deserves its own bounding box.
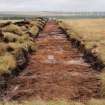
[1,21,101,102]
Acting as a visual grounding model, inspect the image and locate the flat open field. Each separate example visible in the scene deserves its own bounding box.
[60,18,105,67]
[0,18,105,105]
[60,19,105,36]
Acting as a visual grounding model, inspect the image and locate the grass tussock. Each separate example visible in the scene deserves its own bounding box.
[0,42,8,55]
[2,23,23,35]
[29,26,39,37]
[2,32,19,42]
[0,53,16,74]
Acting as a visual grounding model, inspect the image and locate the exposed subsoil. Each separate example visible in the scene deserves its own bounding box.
[2,21,101,101]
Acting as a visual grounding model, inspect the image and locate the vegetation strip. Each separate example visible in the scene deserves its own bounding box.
[58,20,105,70]
[0,17,47,75]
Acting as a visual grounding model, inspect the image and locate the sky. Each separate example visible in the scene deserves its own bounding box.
[0,0,105,12]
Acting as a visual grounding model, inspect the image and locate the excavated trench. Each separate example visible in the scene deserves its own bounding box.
[1,20,101,102]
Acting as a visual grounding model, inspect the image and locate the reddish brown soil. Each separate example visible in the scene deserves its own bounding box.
[3,21,100,101]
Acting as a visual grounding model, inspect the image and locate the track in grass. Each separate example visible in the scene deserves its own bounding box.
[3,20,100,101]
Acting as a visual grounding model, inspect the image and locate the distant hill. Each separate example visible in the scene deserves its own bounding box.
[0,11,105,19]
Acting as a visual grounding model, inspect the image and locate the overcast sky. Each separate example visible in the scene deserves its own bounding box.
[0,0,105,12]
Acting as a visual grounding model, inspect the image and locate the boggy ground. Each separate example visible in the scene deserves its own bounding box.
[3,20,101,102]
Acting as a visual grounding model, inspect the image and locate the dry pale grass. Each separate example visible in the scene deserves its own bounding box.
[0,100,84,105]
[29,26,39,36]
[61,19,105,38]
[2,23,24,35]
[1,99,105,105]
[60,19,105,64]
[86,98,105,105]
[8,41,36,53]
[3,32,19,42]
[0,42,8,55]
[0,53,16,74]
[5,34,36,52]
[61,19,105,42]
[16,34,36,52]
